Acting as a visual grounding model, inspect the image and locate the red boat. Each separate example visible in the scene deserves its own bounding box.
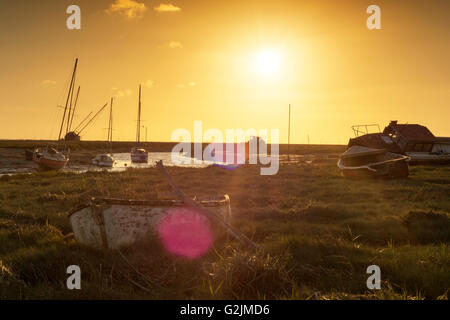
[33,147,69,170]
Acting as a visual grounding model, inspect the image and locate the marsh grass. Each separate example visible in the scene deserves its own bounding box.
[0,163,449,299]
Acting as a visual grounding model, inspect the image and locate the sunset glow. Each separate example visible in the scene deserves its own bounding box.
[256,51,280,75]
[0,1,448,143]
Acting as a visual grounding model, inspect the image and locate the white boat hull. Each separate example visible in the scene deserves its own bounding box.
[69,196,232,249]
[337,146,410,179]
[130,154,148,163]
[131,147,148,163]
[406,152,450,164]
[92,154,115,167]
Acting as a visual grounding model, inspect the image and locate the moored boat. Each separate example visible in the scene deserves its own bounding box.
[92,153,115,167]
[337,146,409,179]
[68,195,232,249]
[33,146,69,170]
[92,98,116,167]
[130,147,148,163]
[348,121,450,164]
[31,58,80,170]
[131,84,148,163]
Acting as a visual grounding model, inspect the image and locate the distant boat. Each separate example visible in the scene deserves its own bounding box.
[33,59,79,169]
[337,145,409,179]
[68,195,231,249]
[92,98,116,167]
[131,84,148,163]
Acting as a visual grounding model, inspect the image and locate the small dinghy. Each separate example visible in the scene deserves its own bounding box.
[130,147,148,163]
[68,195,232,249]
[337,146,409,179]
[92,98,116,168]
[92,153,115,167]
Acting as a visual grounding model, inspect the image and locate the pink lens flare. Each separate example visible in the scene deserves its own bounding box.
[157,207,214,259]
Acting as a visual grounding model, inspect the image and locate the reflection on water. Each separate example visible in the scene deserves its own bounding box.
[0,152,211,176]
[66,152,212,173]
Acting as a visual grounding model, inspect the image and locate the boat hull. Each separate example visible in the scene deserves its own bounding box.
[339,158,409,179]
[131,151,148,163]
[337,146,410,179]
[92,161,114,167]
[33,157,69,170]
[130,155,148,163]
[406,152,450,164]
[68,196,232,249]
[92,154,115,167]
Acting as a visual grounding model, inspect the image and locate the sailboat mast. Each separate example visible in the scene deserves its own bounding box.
[137,84,141,144]
[109,97,113,152]
[69,86,81,131]
[66,70,77,135]
[58,58,78,141]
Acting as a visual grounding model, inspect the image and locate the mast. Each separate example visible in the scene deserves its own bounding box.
[288,104,291,160]
[58,58,78,141]
[68,86,80,132]
[136,84,141,144]
[108,97,113,153]
[66,70,77,135]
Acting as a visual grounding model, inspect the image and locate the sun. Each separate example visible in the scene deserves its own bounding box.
[256,50,280,75]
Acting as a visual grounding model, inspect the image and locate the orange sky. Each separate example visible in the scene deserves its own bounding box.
[0,0,449,143]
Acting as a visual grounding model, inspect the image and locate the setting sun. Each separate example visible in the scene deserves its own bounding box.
[256,50,280,75]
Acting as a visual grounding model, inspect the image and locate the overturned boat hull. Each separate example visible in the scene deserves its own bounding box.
[405,152,450,164]
[68,196,232,249]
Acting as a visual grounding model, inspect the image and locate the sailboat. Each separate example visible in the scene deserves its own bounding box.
[130,84,149,163]
[92,98,115,167]
[33,59,78,170]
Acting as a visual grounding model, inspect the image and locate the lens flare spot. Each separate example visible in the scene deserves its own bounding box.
[157,208,213,259]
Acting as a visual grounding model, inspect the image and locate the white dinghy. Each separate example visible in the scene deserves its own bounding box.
[68,195,232,249]
[92,97,116,168]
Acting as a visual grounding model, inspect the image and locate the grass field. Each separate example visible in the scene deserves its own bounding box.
[0,161,449,299]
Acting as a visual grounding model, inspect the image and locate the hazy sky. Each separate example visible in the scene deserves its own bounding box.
[0,0,449,143]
